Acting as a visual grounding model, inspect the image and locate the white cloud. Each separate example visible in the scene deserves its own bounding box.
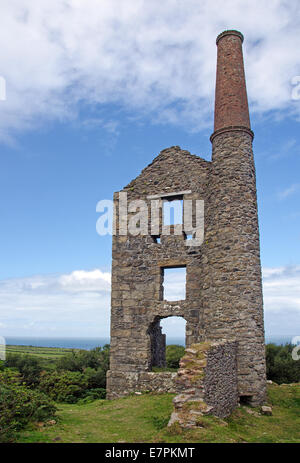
[160,316,186,341]
[0,1,299,142]
[0,269,111,337]
[263,265,300,336]
[163,268,186,301]
[278,183,300,200]
[262,265,300,313]
[59,269,111,292]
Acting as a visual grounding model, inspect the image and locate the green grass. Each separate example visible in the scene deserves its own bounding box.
[17,383,300,443]
[6,345,77,359]
[5,345,81,370]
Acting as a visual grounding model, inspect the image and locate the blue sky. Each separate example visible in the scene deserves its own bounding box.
[0,1,299,340]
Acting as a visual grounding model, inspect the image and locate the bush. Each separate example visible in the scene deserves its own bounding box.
[84,366,107,389]
[2,346,110,405]
[266,343,300,384]
[57,345,110,373]
[166,345,185,369]
[5,354,42,387]
[38,370,88,403]
[0,370,56,443]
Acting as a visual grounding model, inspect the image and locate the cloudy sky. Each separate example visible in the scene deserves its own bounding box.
[0,1,299,340]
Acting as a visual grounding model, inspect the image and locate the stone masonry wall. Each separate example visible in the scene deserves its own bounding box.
[107,146,211,400]
[148,320,166,368]
[168,341,238,427]
[202,130,266,405]
[107,370,185,399]
[203,341,238,417]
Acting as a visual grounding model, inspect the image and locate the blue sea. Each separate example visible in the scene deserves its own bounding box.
[4,336,110,350]
[3,335,297,350]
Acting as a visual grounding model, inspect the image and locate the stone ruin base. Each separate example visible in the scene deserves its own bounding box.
[106,371,184,399]
[168,340,238,428]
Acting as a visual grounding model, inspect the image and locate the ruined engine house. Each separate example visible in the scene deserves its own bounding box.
[107,30,266,408]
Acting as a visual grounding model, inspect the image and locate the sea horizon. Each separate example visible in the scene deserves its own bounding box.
[2,334,298,350]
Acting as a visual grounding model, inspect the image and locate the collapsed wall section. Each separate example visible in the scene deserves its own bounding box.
[168,341,238,427]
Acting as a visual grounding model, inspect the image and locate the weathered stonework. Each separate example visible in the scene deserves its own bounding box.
[168,341,238,427]
[203,130,266,406]
[107,371,184,398]
[106,30,267,409]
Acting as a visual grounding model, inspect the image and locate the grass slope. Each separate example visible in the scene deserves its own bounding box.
[6,345,77,359]
[17,383,300,443]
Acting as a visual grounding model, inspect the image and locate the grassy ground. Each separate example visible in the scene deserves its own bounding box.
[6,345,76,359]
[5,345,80,369]
[17,383,300,443]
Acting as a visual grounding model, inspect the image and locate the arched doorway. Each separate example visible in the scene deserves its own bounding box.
[147,316,186,371]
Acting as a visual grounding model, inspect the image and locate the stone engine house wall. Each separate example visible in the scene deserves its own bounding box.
[169,341,239,426]
[107,147,211,398]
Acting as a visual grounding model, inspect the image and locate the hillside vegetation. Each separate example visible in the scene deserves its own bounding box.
[1,343,299,443]
[17,383,300,443]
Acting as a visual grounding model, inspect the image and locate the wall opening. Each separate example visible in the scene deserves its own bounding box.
[160,316,186,347]
[163,198,183,225]
[161,266,186,301]
[148,316,186,371]
[239,395,253,406]
[152,235,161,244]
[184,232,194,241]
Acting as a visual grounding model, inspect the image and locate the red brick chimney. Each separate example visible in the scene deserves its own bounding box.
[211,30,253,141]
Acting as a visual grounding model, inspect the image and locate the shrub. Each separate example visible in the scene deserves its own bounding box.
[0,370,56,443]
[266,343,300,384]
[57,345,110,373]
[5,354,42,387]
[84,366,107,389]
[38,370,88,403]
[166,345,185,369]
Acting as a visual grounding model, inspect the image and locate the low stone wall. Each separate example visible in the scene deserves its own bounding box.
[106,370,185,399]
[169,341,238,428]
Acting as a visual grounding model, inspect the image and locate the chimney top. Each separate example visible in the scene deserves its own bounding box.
[211,29,253,142]
[216,30,244,44]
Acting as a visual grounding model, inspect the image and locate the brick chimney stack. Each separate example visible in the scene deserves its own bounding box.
[211,30,252,141]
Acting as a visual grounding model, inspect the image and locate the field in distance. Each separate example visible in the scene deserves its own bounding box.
[5,344,79,359]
